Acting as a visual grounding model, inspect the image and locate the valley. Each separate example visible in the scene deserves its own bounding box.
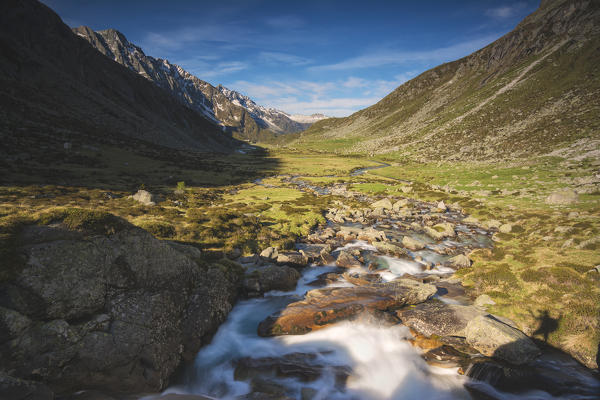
[1,0,599,399]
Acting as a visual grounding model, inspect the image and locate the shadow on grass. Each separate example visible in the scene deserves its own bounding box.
[0,132,280,191]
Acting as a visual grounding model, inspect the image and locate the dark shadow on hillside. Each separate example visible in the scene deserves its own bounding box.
[0,129,280,192]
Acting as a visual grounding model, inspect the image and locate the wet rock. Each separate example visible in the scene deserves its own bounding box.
[260,247,279,261]
[244,265,301,295]
[234,353,350,385]
[447,254,471,269]
[276,251,308,267]
[306,271,342,287]
[258,280,436,336]
[373,241,406,257]
[545,189,578,205]
[402,235,426,251]
[371,198,393,210]
[296,244,330,264]
[320,248,335,264]
[342,272,384,286]
[335,250,362,268]
[397,302,486,337]
[423,345,472,369]
[465,315,540,365]
[0,372,54,400]
[424,223,455,240]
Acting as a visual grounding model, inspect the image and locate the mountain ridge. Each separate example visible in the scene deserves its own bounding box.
[0,0,239,154]
[291,0,600,161]
[73,27,326,140]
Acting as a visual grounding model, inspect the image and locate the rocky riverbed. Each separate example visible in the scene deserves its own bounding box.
[157,187,599,399]
[2,174,599,400]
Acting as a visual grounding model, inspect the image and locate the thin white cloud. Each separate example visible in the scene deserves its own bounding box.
[183,60,249,78]
[485,3,526,19]
[228,77,416,117]
[258,51,312,66]
[311,35,499,71]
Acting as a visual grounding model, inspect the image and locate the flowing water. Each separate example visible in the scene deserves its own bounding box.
[152,168,599,399]
[155,248,599,399]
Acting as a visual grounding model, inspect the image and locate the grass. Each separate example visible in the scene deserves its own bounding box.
[2,146,599,368]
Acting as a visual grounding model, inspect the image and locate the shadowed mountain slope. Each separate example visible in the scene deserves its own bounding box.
[0,0,240,154]
[73,27,324,140]
[292,0,600,161]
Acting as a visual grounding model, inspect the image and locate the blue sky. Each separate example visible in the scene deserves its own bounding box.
[43,0,539,117]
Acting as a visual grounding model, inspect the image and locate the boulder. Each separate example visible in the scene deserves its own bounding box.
[258,280,436,336]
[499,224,513,234]
[0,219,241,394]
[447,254,471,269]
[357,227,388,242]
[0,372,54,400]
[402,236,426,251]
[436,201,447,212]
[131,189,158,206]
[397,302,486,337]
[335,250,362,269]
[296,244,330,264]
[373,241,406,257]
[234,353,350,384]
[371,198,393,210]
[260,247,279,260]
[465,315,540,365]
[243,265,301,295]
[474,294,496,307]
[392,199,409,211]
[319,248,335,264]
[276,251,308,267]
[545,189,578,205]
[424,222,456,240]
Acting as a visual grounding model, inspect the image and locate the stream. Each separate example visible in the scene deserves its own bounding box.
[153,165,598,400]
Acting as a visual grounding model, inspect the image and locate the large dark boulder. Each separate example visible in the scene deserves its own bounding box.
[0,217,241,394]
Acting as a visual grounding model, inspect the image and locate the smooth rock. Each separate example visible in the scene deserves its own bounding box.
[465,315,540,365]
[371,198,393,210]
[474,294,496,307]
[545,189,578,205]
[335,250,362,269]
[276,251,308,267]
[402,236,426,251]
[258,280,436,336]
[260,247,279,260]
[244,265,301,295]
[397,302,485,337]
[448,254,471,269]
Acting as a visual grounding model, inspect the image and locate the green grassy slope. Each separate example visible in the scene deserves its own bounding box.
[291,0,600,161]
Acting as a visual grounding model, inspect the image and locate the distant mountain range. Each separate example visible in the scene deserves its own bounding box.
[73,27,327,141]
[292,0,600,161]
[0,0,238,154]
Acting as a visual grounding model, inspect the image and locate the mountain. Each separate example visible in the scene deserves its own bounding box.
[73,27,324,140]
[288,113,329,124]
[292,0,600,161]
[215,84,326,134]
[0,0,239,155]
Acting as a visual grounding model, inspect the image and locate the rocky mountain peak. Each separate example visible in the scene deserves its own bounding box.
[74,28,325,138]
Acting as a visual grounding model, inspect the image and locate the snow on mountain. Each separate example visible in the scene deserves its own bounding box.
[73,26,325,138]
[288,114,329,124]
